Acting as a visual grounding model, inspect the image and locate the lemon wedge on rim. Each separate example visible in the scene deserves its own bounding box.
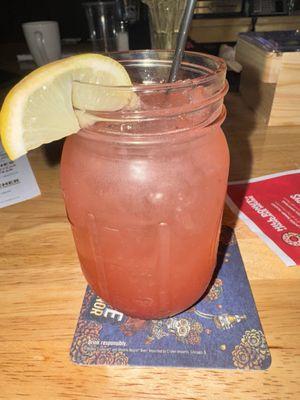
[0,53,132,160]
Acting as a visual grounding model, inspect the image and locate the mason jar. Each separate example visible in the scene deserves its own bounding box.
[61,50,229,319]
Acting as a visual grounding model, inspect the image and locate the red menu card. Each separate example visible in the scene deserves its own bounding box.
[226,170,300,266]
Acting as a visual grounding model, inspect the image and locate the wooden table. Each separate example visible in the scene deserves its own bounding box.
[0,93,299,399]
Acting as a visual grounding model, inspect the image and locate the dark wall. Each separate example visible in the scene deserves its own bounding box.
[0,0,150,49]
[0,0,91,42]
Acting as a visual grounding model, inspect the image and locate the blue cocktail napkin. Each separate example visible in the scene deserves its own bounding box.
[70,226,271,369]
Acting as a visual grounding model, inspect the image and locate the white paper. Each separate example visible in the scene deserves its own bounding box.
[0,143,41,208]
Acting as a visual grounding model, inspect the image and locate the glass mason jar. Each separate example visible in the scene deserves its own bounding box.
[61,50,229,320]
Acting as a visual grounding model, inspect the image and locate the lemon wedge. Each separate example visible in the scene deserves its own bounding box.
[0,53,132,160]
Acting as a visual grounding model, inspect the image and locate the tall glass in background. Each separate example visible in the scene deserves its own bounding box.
[83,1,122,51]
[142,0,187,49]
[61,50,229,320]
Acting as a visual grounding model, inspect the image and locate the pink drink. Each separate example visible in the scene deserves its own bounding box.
[61,51,229,319]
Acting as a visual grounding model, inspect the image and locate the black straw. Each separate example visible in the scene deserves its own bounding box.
[168,0,197,83]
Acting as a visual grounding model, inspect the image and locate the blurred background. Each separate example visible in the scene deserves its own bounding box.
[0,0,150,48]
[1,1,299,52]
[1,0,300,155]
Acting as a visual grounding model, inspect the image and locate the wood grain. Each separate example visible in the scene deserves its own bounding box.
[0,93,300,399]
[269,52,300,126]
[236,40,281,84]
[236,38,300,126]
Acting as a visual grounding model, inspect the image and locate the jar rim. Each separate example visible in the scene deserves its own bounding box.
[74,50,226,92]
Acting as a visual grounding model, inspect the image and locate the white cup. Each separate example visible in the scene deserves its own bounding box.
[22,21,61,66]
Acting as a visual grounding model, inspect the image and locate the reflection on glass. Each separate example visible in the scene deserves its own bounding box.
[142,0,187,49]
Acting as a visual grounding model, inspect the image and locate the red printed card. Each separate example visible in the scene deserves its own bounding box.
[226,170,300,266]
